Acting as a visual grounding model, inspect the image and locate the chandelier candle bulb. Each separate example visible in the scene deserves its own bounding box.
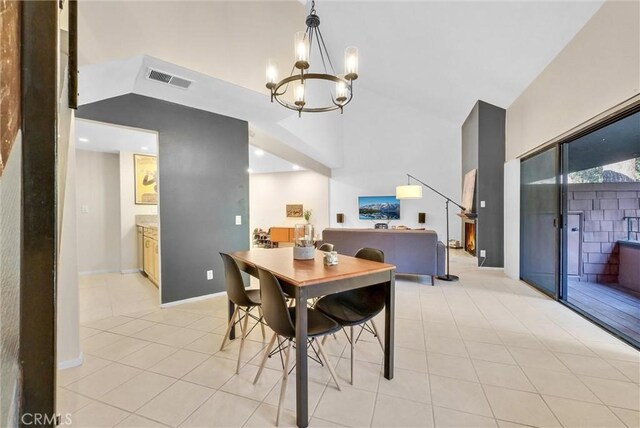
[266,59,279,89]
[294,83,306,106]
[335,80,348,103]
[294,31,310,69]
[345,47,359,80]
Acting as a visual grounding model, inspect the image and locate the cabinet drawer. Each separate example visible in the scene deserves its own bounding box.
[144,228,158,240]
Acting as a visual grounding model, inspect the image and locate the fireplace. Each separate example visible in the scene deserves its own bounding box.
[464,221,476,256]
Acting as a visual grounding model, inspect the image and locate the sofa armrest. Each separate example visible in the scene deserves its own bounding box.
[436,241,446,276]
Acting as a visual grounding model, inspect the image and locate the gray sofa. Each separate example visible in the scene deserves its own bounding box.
[321,228,446,284]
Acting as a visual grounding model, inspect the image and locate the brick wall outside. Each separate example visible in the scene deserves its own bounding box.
[568,182,640,283]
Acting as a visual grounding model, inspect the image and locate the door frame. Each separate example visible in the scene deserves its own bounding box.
[566,211,584,278]
[20,0,58,424]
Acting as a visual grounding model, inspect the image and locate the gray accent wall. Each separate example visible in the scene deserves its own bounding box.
[78,94,249,304]
[462,100,505,267]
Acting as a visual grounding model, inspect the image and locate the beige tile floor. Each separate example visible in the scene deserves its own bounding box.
[59,252,640,427]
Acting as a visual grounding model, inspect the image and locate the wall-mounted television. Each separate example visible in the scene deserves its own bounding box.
[358,196,400,220]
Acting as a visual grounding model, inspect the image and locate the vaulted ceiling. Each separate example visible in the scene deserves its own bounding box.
[78,0,605,166]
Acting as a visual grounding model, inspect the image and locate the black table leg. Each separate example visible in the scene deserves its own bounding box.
[384,270,395,379]
[295,288,309,428]
[228,300,236,340]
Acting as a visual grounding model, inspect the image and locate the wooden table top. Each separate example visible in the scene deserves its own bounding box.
[229,247,395,287]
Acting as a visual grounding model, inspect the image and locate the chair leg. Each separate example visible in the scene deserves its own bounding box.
[350,326,355,385]
[370,319,384,352]
[258,306,266,339]
[316,338,341,391]
[276,340,293,427]
[431,275,435,286]
[236,308,250,374]
[254,333,277,385]
[220,305,239,351]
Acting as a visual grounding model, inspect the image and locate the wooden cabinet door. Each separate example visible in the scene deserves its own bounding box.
[143,236,153,277]
[153,241,160,283]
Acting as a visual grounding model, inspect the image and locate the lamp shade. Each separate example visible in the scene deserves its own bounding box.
[396,184,423,199]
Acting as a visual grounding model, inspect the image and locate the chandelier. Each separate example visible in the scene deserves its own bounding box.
[265,0,358,116]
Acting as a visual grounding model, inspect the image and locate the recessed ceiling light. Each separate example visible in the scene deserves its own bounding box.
[247,168,254,174]
[255,149,265,156]
[292,164,300,171]
[78,137,89,142]
[141,146,149,151]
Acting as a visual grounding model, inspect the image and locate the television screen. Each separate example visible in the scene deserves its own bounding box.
[358,196,400,220]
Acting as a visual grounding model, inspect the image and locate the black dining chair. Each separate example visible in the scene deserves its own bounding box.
[219,253,266,374]
[253,267,342,426]
[317,242,334,252]
[315,247,386,385]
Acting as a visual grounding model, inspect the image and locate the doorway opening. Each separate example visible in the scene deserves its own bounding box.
[562,110,640,346]
[75,119,161,323]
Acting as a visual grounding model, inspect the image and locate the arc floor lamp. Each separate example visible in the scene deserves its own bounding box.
[396,174,466,282]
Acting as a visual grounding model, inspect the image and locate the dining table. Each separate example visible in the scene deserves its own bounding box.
[228,247,396,428]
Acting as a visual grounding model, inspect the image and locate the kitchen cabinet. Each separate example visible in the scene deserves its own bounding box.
[142,227,159,287]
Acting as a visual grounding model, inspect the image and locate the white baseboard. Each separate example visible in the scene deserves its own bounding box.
[58,352,84,370]
[160,291,226,308]
[79,269,119,276]
[121,268,142,274]
[479,266,504,270]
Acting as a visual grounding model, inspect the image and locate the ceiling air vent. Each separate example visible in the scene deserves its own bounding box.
[146,68,193,90]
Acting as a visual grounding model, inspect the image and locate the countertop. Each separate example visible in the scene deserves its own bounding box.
[137,222,158,230]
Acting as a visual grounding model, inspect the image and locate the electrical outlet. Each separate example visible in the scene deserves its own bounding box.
[480,250,486,258]
[81,205,89,213]
[206,270,213,280]
[235,215,242,225]
[480,200,486,208]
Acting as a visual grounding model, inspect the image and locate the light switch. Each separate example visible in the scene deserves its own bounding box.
[235,215,242,225]
[480,200,486,208]
[81,205,89,214]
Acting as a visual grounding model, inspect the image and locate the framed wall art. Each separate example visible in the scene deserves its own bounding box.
[134,154,158,205]
[286,204,303,218]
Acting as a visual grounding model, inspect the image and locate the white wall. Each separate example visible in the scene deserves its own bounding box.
[76,150,121,273]
[506,0,640,160]
[329,87,462,241]
[504,159,520,280]
[57,69,82,369]
[250,171,330,239]
[119,151,158,272]
[0,134,22,426]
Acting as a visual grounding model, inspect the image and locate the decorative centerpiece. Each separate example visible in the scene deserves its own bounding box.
[324,251,338,266]
[293,223,315,260]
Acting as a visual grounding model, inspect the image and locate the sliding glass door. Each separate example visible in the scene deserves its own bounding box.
[520,147,560,297]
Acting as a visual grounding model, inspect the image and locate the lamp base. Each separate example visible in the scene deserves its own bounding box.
[437,274,459,282]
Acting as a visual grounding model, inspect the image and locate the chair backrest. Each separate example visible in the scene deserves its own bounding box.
[353,247,386,312]
[318,243,334,252]
[355,247,384,262]
[257,268,296,338]
[220,253,255,307]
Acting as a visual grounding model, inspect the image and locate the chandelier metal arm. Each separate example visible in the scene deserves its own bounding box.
[316,26,336,75]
